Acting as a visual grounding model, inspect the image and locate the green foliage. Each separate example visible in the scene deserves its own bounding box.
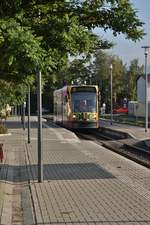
[0,1,145,69]
[78,0,145,41]
[0,0,145,108]
[0,79,30,109]
[93,50,124,107]
[0,19,46,82]
[74,50,144,110]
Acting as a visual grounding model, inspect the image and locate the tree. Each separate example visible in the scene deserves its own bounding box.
[0,0,145,84]
[126,59,144,100]
[0,79,28,111]
[93,49,145,109]
[93,50,125,109]
[0,0,145,107]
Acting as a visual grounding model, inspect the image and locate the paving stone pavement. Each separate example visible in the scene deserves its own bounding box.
[0,116,150,225]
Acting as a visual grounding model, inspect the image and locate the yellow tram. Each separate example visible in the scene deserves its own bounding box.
[53,85,100,129]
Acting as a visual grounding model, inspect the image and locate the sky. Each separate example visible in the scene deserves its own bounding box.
[95,0,150,66]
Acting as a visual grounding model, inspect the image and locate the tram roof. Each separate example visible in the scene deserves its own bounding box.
[54,84,98,93]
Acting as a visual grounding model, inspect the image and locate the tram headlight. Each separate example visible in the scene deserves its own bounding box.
[72,114,76,119]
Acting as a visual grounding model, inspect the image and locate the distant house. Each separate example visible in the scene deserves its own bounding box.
[136,74,150,117]
[137,74,150,102]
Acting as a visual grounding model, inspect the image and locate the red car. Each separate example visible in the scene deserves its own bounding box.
[113,107,128,114]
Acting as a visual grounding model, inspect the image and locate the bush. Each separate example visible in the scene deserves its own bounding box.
[0,123,8,134]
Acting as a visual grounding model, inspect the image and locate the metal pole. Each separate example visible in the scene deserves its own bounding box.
[145,52,148,132]
[37,70,43,182]
[27,86,31,144]
[142,46,150,132]
[21,105,23,124]
[23,102,26,130]
[110,64,113,125]
[89,74,92,85]
[19,105,22,116]
[15,105,17,116]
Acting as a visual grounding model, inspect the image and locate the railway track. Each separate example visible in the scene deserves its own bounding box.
[44,118,150,169]
[75,129,150,169]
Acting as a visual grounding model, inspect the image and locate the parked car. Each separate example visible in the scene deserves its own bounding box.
[113,107,128,114]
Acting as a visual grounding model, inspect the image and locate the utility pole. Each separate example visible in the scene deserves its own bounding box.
[142,46,150,132]
[110,64,113,125]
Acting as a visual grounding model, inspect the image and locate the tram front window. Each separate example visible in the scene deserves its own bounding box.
[71,92,96,112]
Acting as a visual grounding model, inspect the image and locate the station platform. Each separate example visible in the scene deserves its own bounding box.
[100,118,150,146]
[0,116,150,224]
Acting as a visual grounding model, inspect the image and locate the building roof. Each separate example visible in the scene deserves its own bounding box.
[136,74,150,82]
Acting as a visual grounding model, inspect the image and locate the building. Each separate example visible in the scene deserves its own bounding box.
[136,74,150,117]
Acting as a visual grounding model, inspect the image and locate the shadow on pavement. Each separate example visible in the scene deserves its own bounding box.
[0,163,115,182]
[5,121,61,129]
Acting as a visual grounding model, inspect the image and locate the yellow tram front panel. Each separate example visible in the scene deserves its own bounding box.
[71,112,98,121]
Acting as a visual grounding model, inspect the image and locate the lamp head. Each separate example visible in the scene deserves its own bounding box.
[141,46,150,55]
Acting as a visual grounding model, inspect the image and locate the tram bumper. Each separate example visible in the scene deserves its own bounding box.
[70,121,99,129]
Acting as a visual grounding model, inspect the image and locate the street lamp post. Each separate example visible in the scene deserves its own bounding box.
[37,11,43,182]
[37,70,43,183]
[110,64,113,125]
[27,85,31,144]
[89,74,92,85]
[142,46,150,132]
[23,101,26,130]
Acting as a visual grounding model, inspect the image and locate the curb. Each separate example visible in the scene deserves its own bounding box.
[0,133,11,137]
[99,127,133,139]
